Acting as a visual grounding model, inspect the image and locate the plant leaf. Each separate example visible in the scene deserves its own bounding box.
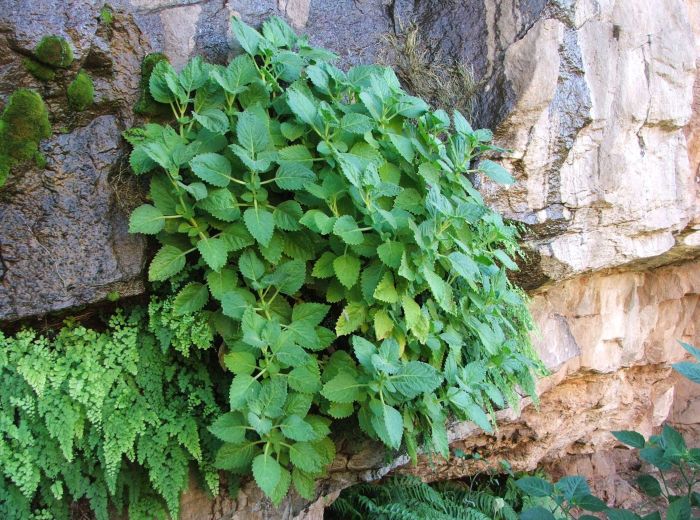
[333,254,360,289]
[479,159,514,185]
[173,282,209,315]
[252,453,282,499]
[243,207,275,247]
[148,245,187,281]
[129,204,165,235]
[191,153,231,187]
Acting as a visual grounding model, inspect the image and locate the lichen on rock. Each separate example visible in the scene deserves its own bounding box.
[0,88,51,187]
[34,35,74,68]
[67,69,94,110]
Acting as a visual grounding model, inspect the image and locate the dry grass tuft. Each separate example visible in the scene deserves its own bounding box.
[380,22,481,118]
[109,156,147,213]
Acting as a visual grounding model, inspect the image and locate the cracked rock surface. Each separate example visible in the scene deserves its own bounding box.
[0,2,148,321]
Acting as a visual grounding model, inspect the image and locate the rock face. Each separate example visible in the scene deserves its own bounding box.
[482,0,699,285]
[0,0,698,518]
[0,3,148,321]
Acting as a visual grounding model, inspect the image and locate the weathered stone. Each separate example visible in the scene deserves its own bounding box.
[482,0,698,284]
[0,3,151,321]
[0,115,145,320]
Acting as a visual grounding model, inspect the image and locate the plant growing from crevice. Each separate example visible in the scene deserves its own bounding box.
[23,57,56,81]
[328,474,522,520]
[67,69,95,111]
[125,14,540,505]
[0,88,51,187]
[134,52,171,117]
[100,4,114,25]
[380,22,481,119]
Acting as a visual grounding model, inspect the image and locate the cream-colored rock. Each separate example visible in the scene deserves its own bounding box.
[485,0,698,282]
[277,0,310,29]
[531,262,700,376]
[159,4,201,68]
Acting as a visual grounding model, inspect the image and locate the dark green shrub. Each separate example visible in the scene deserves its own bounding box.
[34,35,74,68]
[125,15,540,504]
[67,69,95,110]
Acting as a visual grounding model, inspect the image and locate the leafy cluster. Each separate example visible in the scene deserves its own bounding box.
[329,475,519,520]
[0,298,224,520]
[135,53,171,117]
[125,15,539,504]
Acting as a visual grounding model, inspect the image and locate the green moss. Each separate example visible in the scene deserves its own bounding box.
[0,89,51,161]
[134,52,170,116]
[0,155,9,188]
[0,89,52,187]
[67,69,95,111]
[100,5,114,25]
[34,35,74,68]
[22,57,56,82]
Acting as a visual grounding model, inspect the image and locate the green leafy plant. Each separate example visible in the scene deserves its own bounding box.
[67,69,95,111]
[328,475,520,520]
[608,427,698,520]
[0,88,51,187]
[672,342,700,385]
[0,296,224,520]
[515,475,610,520]
[125,15,540,504]
[99,4,114,25]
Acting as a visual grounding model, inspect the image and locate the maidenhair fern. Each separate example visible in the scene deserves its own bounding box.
[0,300,224,520]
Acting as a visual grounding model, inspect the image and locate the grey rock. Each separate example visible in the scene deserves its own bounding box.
[0,115,145,321]
[0,2,149,322]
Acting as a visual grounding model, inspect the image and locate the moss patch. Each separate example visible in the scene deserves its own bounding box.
[35,35,74,68]
[23,57,56,82]
[67,70,95,111]
[134,53,170,116]
[99,5,114,25]
[0,89,52,187]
